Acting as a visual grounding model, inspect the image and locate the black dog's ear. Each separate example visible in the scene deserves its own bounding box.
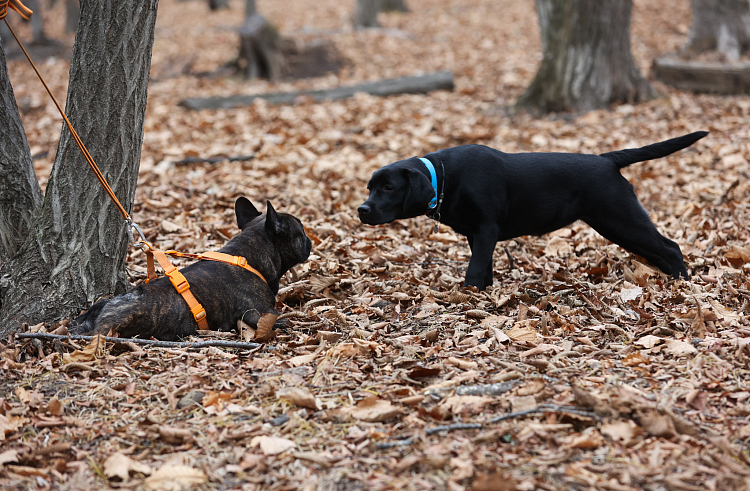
[402,167,436,217]
[236,197,261,229]
[265,200,286,235]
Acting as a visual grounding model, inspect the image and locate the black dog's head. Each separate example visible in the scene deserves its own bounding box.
[234,197,312,272]
[358,158,435,225]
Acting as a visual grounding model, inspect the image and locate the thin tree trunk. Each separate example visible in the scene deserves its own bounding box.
[354,0,381,28]
[245,0,256,18]
[380,0,407,13]
[685,0,750,61]
[517,0,657,114]
[65,0,80,34]
[0,0,158,336]
[0,34,42,265]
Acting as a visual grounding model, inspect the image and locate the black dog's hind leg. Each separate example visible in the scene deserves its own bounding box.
[585,200,688,279]
[466,232,497,290]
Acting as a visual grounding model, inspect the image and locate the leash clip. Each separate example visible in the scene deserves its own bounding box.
[126,218,147,247]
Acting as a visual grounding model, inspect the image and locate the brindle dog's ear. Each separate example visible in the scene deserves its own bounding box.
[236,197,261,229]
[402,167,436,217]
[265,201,287,235]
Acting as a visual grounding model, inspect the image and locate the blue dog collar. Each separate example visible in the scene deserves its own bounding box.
[419,157,438,209]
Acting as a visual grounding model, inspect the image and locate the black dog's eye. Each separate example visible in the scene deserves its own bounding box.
[383,184,394,192]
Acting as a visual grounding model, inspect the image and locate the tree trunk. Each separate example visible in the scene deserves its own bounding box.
[0,35,42,265]
[0,0,158,336]
[65,0,80,34]
[354,0,381,28]
[245,0,256,18]
[380,0,408,13]
[685,0,750,61]
[208,0,229,11]
[238,13,283,80]
[517,0,657,114]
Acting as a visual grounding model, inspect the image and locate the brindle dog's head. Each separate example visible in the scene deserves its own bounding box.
[234,197,312,273]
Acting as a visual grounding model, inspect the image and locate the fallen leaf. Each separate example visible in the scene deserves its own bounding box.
[545,236,571,256]
[505,325,537,343]
[144,464,207,490]
[278,387,321,410]
[620,286,643,302]
[104,452,152,482]
[563,428,604,449]
[63,334,106,363]
[638,410,676,438]
[0,414,26,441]
[634,335,662,349]
[0,449,18,466]
[623,352,648,366]
[250,435,296,455]
[255,312,278,341]
[600,420,641,445]
[341,396,402,422]
[665,339,697,356]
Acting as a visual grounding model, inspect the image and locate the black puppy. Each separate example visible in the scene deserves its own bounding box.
[358,132,707,290]
[72,198,312,340]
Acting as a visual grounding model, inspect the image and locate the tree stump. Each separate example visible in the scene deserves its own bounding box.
[354,0,382,28]
[381,0,408,13]
[685,0,750,61]
[517,0,657,114]
[238,13,284,80]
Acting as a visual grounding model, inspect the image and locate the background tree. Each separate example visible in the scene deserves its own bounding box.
[237,0,283,80]
[0,0,158,336]
[517,0,657,114]
[684,0,750,61]
[353,0,381,28]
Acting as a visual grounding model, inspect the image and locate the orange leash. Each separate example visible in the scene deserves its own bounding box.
[2,1,267,331]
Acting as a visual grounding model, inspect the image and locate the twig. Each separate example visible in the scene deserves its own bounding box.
[16,332,263,350]
[455,380,521,396]
[172,155,255,165]
[375,438,415,449]
[504,246,514,270]
[425,423,482,435]
[489,404,599,424]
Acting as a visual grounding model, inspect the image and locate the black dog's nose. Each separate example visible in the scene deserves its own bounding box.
[358,204,371,216]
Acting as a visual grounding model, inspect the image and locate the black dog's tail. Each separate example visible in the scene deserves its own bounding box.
[600,131,708,169]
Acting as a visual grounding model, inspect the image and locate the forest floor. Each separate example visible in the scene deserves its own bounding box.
[3,0,750,490]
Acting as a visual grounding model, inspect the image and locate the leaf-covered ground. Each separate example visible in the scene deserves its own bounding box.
[3,0,750,489]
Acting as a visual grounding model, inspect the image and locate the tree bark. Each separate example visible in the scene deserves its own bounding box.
[380,0,408,13]
[0,34,42,265]
[517,0,657,114]
[354,0,381,28]
[238,13,283,80]
[0,0,158,336]
[685,0,750,61]
[65,0,80,34]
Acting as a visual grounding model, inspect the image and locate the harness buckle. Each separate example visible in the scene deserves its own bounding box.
[174,279,190,294]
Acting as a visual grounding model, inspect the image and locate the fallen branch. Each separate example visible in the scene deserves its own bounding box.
[16,332,263,350]
[455,380,521,397]
[489,404,599,424]
[179,71,454,110]
[172,155,255,165]
[425,423,482,435]
[375,438,415,449]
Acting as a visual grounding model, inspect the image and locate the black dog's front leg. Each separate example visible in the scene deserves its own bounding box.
[466,232,497,290]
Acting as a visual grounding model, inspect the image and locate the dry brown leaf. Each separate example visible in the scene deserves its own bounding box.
[634,335,662,349]
[505,325,537,343]
[255,312,278,341]
[0,414,26,441]
[471,471,518,491]
[144,464,207,490]
[637,410,676,438]
[600,420,641,445]
[516,379,545,396]
[623,352,648,366]
[63,334,106,363]
[438,395,492,416]
[104,452,152,481]
[278,387,321,410]
[0,449,18,466]
[445,357,479,370]
[665,339,697,356]
[563,428,604,449]
[707,297,740,320]
[341,396,402,422]
[544,236,571,256]
[250,436,296,455]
